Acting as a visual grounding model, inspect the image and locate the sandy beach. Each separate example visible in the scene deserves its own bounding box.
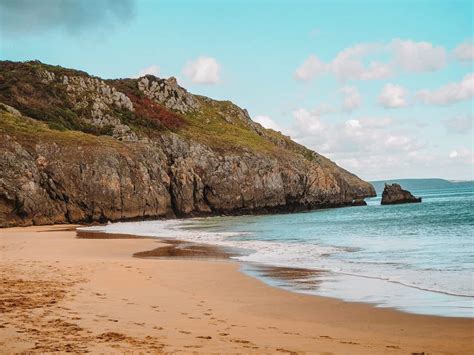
[0,225,472,354]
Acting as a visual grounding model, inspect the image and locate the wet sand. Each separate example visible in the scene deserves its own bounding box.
[0,225,473,354]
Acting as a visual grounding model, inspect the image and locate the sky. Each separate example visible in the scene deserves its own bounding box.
[0,0,473,180]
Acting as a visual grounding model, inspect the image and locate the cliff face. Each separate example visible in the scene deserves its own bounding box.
[0,60,375,227]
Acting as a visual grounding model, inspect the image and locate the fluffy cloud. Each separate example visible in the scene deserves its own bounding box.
[331,44,392,81]
[137,65,160,77]
[449,147,474,164]
[416,73,474,105]
[286,109,445,178]
[283,107,473,179]
[183,56,221,84]
[290,110,416,155]
[295,44,391,82]
[391,39,446,72]
[253,115,282,131]
[292,109,326,136]
[378,83,407,108]
[294,55,327,81]
[453,41,474,62]
[340,85,362,111]
[444,115,473,134]
[295,39,448,82]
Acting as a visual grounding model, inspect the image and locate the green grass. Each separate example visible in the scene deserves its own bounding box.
[0,60,319,162]
[0,111,122,150]
[180,99,278,154]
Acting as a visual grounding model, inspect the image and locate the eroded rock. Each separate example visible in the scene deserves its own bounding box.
[381,184,421,205]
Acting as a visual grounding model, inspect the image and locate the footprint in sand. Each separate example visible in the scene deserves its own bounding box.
[340,341,360,345]
[179,330,192,334]
[276,348,297,354]
[196,335,212,340]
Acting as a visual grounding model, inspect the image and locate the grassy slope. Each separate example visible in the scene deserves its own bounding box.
[0,60,370,180]
[0,110,122,151]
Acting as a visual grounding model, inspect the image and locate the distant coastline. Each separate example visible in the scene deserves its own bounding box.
[370,178,474,195]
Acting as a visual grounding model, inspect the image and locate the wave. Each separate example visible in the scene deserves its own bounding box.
[80,218,474,299]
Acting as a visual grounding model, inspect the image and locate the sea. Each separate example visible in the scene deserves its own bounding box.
[82,185,474,318]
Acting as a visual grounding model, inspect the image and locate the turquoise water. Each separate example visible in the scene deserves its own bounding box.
[84,186,474,318]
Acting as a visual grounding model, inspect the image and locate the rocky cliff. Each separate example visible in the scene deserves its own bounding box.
[0,60,375,227]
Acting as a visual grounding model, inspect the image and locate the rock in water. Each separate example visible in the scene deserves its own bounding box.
[381,184,421,205]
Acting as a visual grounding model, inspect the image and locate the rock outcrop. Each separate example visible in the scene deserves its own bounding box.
[0,60,376,227]
[381,184,421,205]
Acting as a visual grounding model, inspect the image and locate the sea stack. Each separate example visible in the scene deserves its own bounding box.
[381,183,422,205]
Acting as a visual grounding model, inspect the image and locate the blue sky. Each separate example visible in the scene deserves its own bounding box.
[1,0,473,180]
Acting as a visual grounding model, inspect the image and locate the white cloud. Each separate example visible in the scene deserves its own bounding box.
[331,43,392,81]
[137,65,160,77]
[379,83,407,108]
[290,110,417,155]
[253,115,282,131]
[340,85,362,111]
[444,115,473,134]
[449,147,474,164]
[392,39,446,72]
[294,55,327,81]
[183,56,221,84]
[294,43,392,82]
[293,108,326,135]
[294,39,448,83]
[416,73,474,105]
[287,109,441,179]
[453,41,474,62]
[285,107,473,179]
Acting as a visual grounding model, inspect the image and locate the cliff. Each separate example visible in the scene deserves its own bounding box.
[0,60,375,227]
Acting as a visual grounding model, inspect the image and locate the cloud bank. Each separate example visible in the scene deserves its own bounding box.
[294,39,448,83]
[0,0,135,36]
[416,73,474,105]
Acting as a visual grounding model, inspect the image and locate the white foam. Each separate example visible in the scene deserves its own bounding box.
[79,219,474,298]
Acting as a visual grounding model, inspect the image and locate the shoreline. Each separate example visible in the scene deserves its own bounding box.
[79,228,474,318]
[1,225,473,353]
[81,219,474,318]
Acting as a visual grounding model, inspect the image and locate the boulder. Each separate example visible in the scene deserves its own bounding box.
[381,184,421,205]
